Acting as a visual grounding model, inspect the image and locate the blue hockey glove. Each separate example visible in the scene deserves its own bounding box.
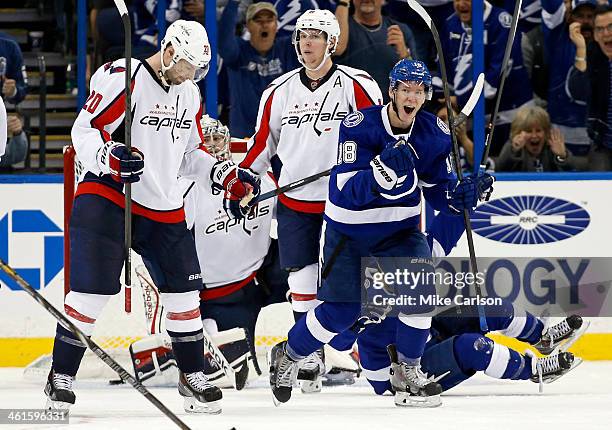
[448,172,495,213]
[97,141,144,183]
[211,161,261,219]
[370,139,415,191]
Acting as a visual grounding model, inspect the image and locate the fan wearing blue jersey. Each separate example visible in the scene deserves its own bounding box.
[267,59,494,408]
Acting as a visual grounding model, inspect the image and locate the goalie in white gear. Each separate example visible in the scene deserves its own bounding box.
[131,115,287,390]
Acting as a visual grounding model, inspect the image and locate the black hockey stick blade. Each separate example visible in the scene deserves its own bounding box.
[452,73,485,128]
[0,259,193,430]
[252,168,332,204]
[481,0,523,167]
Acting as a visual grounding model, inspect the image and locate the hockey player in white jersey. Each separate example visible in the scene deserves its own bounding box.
[239,9,383,389]
[268,59,495,407]
[46,20,260,414]
[130,115,287,389]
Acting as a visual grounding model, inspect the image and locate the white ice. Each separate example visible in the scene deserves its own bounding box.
[3,362,612,430]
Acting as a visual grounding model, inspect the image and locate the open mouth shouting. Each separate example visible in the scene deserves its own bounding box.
[403,105,416,116]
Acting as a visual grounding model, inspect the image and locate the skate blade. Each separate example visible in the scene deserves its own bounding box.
[394,392,442,408]
[46,398,72,412]
[553,321,591,355]
[543,356,584,384]
[300,379,322,394]
[183,397,222,414]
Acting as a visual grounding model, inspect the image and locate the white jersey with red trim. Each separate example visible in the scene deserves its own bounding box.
[71,58,216,222]
[183,173,277,292]
[239,64,383,213]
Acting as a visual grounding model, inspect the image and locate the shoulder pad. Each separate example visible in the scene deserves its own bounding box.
[342,111,365,128]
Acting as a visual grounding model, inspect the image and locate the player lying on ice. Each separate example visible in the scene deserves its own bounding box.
[45,20,261,414]
[129,115,360,390]
[268,58,495,408]
[350,212,588,403]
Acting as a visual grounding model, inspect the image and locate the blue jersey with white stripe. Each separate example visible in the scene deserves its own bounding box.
[324,104,457,238]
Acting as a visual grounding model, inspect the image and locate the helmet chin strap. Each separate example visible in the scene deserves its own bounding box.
[159,46,174,86]
[301,51,331,72]
[391,89,401,118]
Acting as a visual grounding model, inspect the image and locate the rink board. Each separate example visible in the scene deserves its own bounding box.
[1,173,612,366]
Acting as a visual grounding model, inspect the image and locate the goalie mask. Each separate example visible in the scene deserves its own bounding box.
[160,20,211,85]
[292,9,340,72]
[200,114,231,160]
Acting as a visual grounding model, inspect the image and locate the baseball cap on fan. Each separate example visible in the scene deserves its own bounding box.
[571,0,597,9]
[246,2,278,22]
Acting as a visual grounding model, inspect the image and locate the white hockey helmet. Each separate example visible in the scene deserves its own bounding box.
[200,114,231,160]
[160,20,211,84]
[292,9,340,72]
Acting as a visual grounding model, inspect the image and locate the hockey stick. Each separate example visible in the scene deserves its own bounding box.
[480,0,523,167]
[114,0,133,313]
[249,167,332,205]
[0,259,192,430]
[405,0,487,331]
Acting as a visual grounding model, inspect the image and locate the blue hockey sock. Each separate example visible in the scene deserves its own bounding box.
[329,329,358,352]
[167,329,206,374]
[395,316,431,363]
[52,324,87,377]
[287,302,360,359]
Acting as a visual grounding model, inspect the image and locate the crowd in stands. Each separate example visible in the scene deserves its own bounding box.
[3,0,612,173]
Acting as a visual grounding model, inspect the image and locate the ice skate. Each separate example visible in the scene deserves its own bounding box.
[44,370,75,411]
[534,315,589,355]
[298,348,325,393]
[388,345,442,408]
[178,371,222,414]
[268,341,298,406]
[531,351,582,386]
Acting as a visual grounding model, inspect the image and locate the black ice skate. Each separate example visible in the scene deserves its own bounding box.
[178,371,222,414]
[388,345,442,408]
[531,351,582,386]
[44,370,75,411]
[534,315,589,355]
[268,341,298,406]
[298,348,325,394]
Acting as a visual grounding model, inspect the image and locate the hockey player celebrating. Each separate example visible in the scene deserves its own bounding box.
[268,58,494,407]
[239,9,383,389]
[46,20,260,414]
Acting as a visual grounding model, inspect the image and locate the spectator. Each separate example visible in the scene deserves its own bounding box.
[435,103,474,171]
[496,105,577,172]
[132,0,185,48]
[334,0,418,100]
[541,0,596,163]
[0,95,6,159]
[0,113,28,171]
[219,1,300,137]
[442,0,534,156]
[567,4,612,169]
[0,33,28,105]
[503,0,543,33]
[384,0,455,68]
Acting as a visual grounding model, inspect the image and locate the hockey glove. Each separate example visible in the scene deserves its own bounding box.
[211,160,261,219]
[448,172,495,214]
[96,141,144,183]
[370,139,415,191]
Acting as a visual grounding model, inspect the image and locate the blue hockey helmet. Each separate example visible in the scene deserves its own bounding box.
[389,59,433,100]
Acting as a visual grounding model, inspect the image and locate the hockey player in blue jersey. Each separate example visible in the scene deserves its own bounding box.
[356,212,586,396]
[442,0,534,155]
[268,59,494,407]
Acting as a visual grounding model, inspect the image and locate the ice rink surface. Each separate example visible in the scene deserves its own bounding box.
[3,362,612,430]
